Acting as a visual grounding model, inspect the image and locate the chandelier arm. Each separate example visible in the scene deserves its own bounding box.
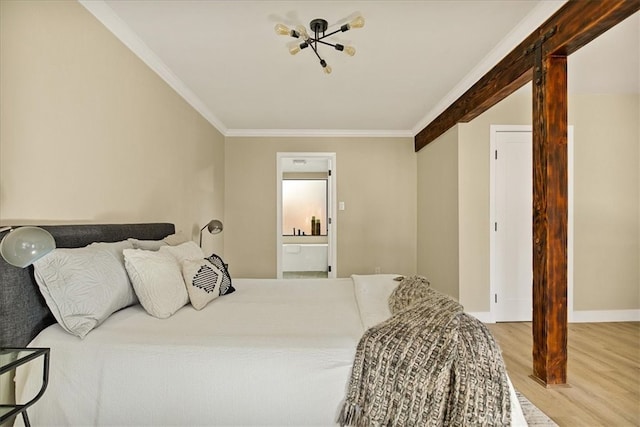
[316,40,339,48]
[308,42,324,62]
[316,28,344,41]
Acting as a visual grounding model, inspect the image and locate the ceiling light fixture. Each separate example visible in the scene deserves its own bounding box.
[275,15,365,74]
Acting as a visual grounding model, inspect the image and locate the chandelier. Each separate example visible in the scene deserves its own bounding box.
[274,15,365,74]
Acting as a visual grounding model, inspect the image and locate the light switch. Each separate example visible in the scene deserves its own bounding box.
[339,201,345,211]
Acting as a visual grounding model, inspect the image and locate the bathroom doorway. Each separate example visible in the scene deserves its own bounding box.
[276,153,337,279]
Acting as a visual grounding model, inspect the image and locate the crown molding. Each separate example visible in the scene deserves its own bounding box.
[224,128,414,138]
[78,0,228,134]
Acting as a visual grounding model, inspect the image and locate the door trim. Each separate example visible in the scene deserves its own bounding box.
[489,125,574,322]
[276,152,337,279]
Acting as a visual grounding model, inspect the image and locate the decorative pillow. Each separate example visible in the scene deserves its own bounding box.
[33,240,136,338]
[127,232,188,251]
[205,253,235,295]
[123,249,189,319]
[181,258,225,310]
[159,241,205,264]
[88,240,138,304]
[88,240,133,265]
[352,274,401,329]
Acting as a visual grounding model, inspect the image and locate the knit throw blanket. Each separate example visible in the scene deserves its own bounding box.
[339,276,511,426]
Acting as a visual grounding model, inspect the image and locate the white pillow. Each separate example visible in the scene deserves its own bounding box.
[352,274,401,330]
[88,240,138,304]
[89,240,133,265]
[33,240,136,338]
[159,241,205,264]
[123,249,189,319]
[182,258,224,310]
[127,232,187,251]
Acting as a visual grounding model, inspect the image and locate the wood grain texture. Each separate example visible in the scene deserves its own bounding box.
[414,0,640,151]
[414,0,640,389]
[489,322,640,426]
[532,54,568,385]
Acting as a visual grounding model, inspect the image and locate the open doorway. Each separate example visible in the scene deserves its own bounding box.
[276,153,337,279]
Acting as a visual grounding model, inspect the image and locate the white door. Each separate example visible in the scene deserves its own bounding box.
[491,126,573,322]
[494,130,533,321]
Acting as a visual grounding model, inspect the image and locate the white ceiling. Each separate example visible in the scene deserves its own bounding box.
[80,1,638,137]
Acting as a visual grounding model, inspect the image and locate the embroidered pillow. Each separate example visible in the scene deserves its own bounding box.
[128,232,188,251]
[33,240,136,338]
[159,241,205,264]
[181,258,225,310]
[205,253,235,295]
[123,249,189,319]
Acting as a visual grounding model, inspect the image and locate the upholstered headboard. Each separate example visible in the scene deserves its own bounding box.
[0,223,175,348]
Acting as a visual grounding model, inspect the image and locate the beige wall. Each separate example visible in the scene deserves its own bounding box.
[416,127,459,298]
[225,137,417,278]
[418,84,640,313]
[457,87,532,311]
[0,0,225,255]
[570,94,639,310]
[3,1,636,313]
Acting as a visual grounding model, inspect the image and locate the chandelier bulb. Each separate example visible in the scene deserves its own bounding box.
[295,25,309,40]
[275,23,292,36]
[348,15,365,30]
[289,45,301,55]
[289,42,308,55]
[320,59,332,74]
[344,45,356,56]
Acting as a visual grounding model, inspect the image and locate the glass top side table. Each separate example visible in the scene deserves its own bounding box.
[0,348,50,427]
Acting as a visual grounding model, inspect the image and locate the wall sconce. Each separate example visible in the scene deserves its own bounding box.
[199,219,223,247]
[0,226,56,268]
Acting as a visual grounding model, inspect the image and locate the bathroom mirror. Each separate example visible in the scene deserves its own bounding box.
[282,178,327,236]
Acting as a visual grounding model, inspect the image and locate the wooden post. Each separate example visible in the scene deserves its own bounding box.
[531,52,568,386]
[413,0,639,387]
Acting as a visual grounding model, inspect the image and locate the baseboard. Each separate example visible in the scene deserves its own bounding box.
[474,309,640,323]
[569,309,640,323]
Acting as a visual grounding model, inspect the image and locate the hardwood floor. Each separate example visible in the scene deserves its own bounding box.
[488,322,640,426]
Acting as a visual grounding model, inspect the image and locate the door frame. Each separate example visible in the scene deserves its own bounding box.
[489,125,574,322]
[276,152,337,279]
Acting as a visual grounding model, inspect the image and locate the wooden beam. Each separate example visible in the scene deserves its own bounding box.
[532,53,568,386]
[413,0,639,388]
[414,0,640,152]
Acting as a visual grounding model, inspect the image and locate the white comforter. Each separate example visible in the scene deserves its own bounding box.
[16,275,525,426]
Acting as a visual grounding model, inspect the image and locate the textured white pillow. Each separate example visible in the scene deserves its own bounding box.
[182,258,224,310]
[127,238,166,251]
[33,240,136,338]
[88,240,138,304]
[159,241,205,264]
[124,249,189,319]
[352,274,401,330]
[127,232,187,251]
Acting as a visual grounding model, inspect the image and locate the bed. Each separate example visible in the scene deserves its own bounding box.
[1,223,526,426]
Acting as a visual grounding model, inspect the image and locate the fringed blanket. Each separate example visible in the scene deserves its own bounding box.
[339,276,511,426]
